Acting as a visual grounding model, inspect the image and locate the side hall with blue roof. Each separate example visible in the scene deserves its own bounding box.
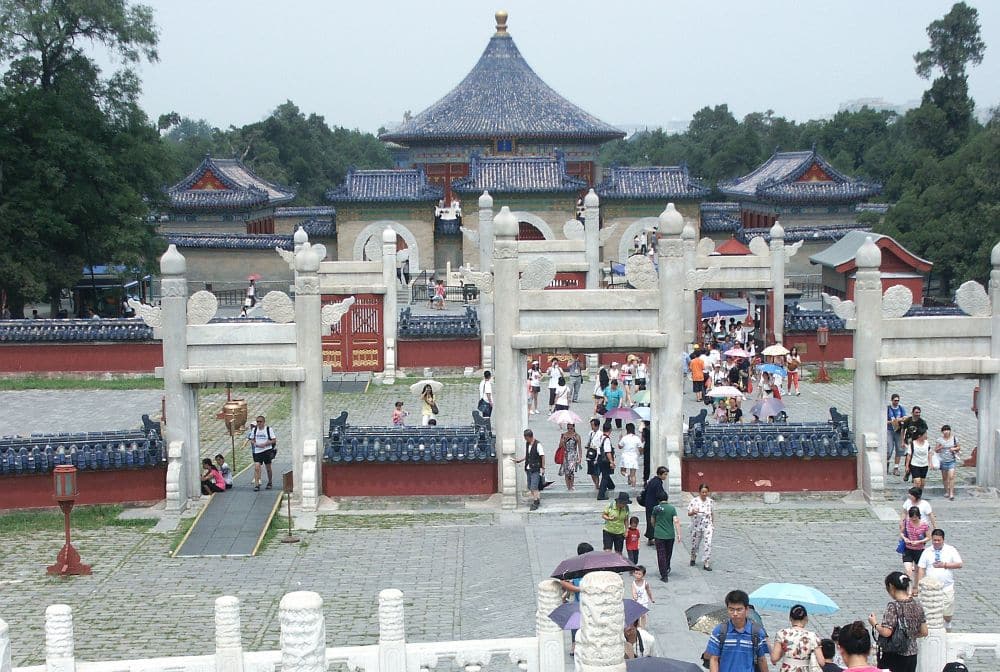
[596,165,711,201]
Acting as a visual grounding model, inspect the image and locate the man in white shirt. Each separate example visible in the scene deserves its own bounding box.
[915,529,963,629]
[246,415,276,491]
[478,370,493,418]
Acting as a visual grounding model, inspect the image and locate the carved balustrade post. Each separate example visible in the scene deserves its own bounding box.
[535,579,565,672]
[917,577,947,672]
[215,596,245,672]
[44,605,75,672]
[576,572,625,672]
[378,589,407,672]
[279,592,326,672]
[0,618,11,672]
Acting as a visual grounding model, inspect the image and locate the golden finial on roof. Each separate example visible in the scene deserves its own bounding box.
[495,10,508,34]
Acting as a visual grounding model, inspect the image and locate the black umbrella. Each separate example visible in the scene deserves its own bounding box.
[626,657,702,672]
[551,550,636,580]
[685,603,764,635]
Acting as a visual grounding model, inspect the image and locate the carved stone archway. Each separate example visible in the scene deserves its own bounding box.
[510,211,555,241]
[354,221,421,272]
[617,217,660,262]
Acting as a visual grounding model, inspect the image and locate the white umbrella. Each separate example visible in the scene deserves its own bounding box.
[761,344,789,356]
[635,406,651,422]
[705,386,744,398]
[409,379,443,396]
[548,410,583,425]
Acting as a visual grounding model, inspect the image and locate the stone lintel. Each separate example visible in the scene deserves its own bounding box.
[187,323,297,346]
[874,358,1000,378]
[881,316,991,339]
[316,285,387,295]
[180,367,306,384]
[510,332,667,350]
[518,289,659,311]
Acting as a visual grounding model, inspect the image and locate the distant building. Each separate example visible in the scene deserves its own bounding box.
[809,230,932,303]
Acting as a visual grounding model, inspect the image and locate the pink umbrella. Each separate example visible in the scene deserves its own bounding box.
[548,410,583,425]
[604,407,641,422]
[724,348,750,358]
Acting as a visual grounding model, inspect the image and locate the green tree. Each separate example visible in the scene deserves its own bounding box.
[0,0,165,316]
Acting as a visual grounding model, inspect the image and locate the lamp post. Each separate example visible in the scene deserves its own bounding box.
[47,465,92,576]
[816,326,831,383]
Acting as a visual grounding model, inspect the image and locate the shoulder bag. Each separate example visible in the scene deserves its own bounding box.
[876,601,910,655]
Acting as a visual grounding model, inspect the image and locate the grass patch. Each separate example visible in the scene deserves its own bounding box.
[0,376,164,391]
[0,505,157,534]
[317,512,492,529]
[169,517,196,553]
[808,367,853,384]
[261,514,293,549]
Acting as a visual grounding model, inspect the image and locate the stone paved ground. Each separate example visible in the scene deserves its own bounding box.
[1,375,997,669]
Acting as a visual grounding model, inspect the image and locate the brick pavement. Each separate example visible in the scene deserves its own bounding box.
[1,376,997,669]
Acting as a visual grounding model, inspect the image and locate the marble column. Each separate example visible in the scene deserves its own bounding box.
[215,596,245,672]
[584,189,600,289]
[681,222,697,346]
[535,579,565,672]
[44,605,75,672]
[656,203,685,494]
[382,227,398,384]
[478,191,495,370]
[493,206,520,509]
[159,244,195,507]
[294,243,323,506]
[769,222,786,345]
[981,242,1000,488]
[852,237,884,497]
[377,589,407,672]
[576,572,625,672]
[279,592,326,672]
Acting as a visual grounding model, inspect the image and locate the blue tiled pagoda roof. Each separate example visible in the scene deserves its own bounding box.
[167,156,296,212]
[301,218,336,238]
[326,169,443,203]
[699,202,741,233]
[275,206,335,218]
[379,17,623,144]
[452,154,586,194]
[162,232,294,250]
[718,150,881,204]
[596,165,710,200]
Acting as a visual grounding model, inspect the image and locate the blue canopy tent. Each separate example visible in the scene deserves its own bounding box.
[701,297,746,318]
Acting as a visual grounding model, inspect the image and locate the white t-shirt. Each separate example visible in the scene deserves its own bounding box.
[601,434,614,456]
[547,365,563,388]
[917,543,962,587]
[609,366,620,381]
[636,363,648,380]
[479,379,493,402]
[901,497,933,527]
[908,438,931,468]
[247,425,275,454]
[554,385,570,406]
[529,369,542,389]
[618,434,642,460]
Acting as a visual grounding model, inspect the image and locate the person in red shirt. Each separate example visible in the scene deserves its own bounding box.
[626,516,642,564]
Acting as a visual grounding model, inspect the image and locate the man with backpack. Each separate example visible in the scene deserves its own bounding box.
[704,590,769,672]
[595,421,616,501]
[246,415,277,492]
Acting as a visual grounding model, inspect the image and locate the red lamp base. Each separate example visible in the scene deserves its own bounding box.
[47,542,92,576]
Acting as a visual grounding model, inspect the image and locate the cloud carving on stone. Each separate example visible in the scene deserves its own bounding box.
[686,269,714,291]
[598,222,619,246]
[276,247,295,269]
[128,299,161,329]
[748,237,770,257]
[696,237,715,256]
[955,280,991,317]
[461,268,494,295]
[784,239,804,261]
[563,219,585,241]
[460,226,480,246]
[186,290,218,325]
[625,255,658,289]
[822,293,856,320]
[363,235,382,262]
[882,284,913,318]
[520,256,556,290]
[321,296,355,334]
[262,291,295,323]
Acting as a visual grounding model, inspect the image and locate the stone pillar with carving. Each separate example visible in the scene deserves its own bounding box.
[44,605,75,672]
[584,189,600,289]
[377,589,407,672]
[293,225,308,255]
[576,572,625,672]
[159,244,195,508]
[294,243,323,506]
[535,579,565,672]
[769,222,786,345]
[478,191,495,370]
[215,596,244,672]
[493,206,520,508]
[681,222,697,345]
[0,618,11,672]
[917,577,947,672]
[382,227,398,384]
[981,242,1000,488]
[279,592,327,672]
[655,204,685,493]
[852,237,884,497]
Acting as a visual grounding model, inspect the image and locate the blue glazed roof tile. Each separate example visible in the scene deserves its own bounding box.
[699,202,741,233]
[275,206,335,218]
[596,165,710,200]
[745,224,868,245]
[380,20,623,143]
[719,149,881,204]
[163,232,294,250]
[167,156,296,211]
[326,169,443,203]
[452,154,586,194]
[301,218,336,238]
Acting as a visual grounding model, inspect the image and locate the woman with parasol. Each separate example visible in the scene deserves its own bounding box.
[557,422,583,491]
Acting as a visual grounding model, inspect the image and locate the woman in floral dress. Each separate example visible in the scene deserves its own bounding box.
[687,483,715,570]
[557,423,583,491]
[770,604,826,672]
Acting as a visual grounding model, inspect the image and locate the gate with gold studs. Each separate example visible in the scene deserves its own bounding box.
[321,293,383,372]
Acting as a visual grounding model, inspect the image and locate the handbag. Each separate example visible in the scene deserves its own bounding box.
[896,537,906,554]
[430,402,440,415]
[554,445,565,464]
[596,401,608,415]
[477,398,492,417]
[876,602,910,655]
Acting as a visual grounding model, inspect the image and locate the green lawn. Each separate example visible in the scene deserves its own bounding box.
[0,376,163,391]
[0,505,157,534]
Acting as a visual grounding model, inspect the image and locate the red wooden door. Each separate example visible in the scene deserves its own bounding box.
[321,294,384,372]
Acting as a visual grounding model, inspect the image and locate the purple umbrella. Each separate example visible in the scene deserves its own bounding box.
[604,406,641,422]
[549,599,648,630]
[551,550,636,579]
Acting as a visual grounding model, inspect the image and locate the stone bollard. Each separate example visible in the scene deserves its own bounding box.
[916,577,947,672]
[215,596,244,672]
[535,579,565,672]
[0,618,11,672]
[44,605,75,672]
[576,572,626,672]
[378,589,407,672]
[280,592,327,672]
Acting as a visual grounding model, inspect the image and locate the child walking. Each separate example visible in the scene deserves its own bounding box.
[625,516,642,564]
[392,401,408,427]
[631,566,654,629]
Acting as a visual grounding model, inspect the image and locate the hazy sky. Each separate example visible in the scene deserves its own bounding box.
[116,0,1000,132]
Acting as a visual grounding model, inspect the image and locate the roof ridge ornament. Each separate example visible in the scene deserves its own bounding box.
[495,10,508,35]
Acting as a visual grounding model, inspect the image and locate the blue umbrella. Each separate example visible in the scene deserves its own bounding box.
[748,583,839,615]
[760,363,787,377]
